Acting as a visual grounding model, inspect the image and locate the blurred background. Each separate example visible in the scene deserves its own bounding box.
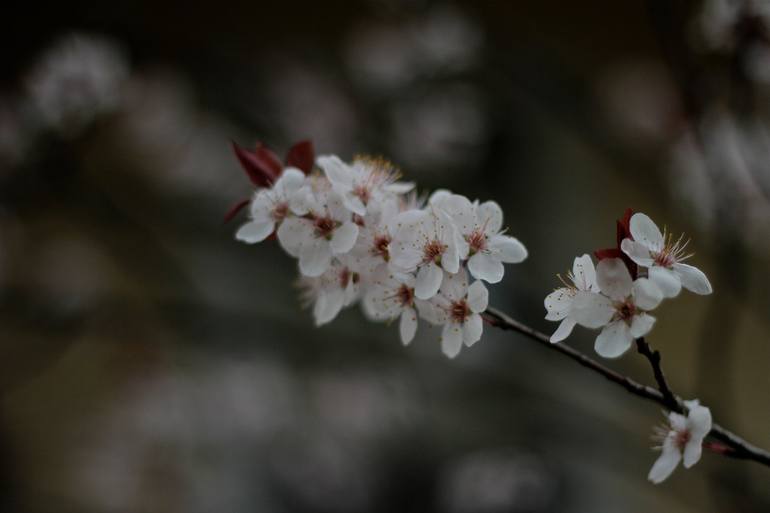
[2,0,770,511]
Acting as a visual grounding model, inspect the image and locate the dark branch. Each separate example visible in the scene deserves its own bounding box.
[482,306,770,468]
[635,337,680,412]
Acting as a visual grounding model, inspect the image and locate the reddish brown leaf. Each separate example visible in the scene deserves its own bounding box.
[286,140,315,174]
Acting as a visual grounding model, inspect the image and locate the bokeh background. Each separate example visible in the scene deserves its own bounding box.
[3,0,770,511]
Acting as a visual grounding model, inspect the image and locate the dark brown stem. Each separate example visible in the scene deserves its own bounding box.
[635,337,680,412]
[482,306,770,468]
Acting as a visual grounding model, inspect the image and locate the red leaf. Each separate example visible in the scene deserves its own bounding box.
[286,140,315,174]
[223,198,250,223]
[232,141,273,187]
[254,143,283,178]
[594,248,622,261]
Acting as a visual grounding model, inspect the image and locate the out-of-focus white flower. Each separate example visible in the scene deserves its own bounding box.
[363,266,426,344]
[544,254,600,343]
[277,182,359,277]
[389,207,462,299]
[648,400,712,484]
[621,212,712,298]
[235,168,306,244]
[572,258,663,358]
[300,257,363,326]
[419,269,488,358]
[432,192,527,283]
[26,34,129,134]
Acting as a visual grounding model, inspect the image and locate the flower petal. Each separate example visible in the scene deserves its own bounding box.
[571,291,614,328]
[544,288,574,321]
[572,254,598,292]
[596,258,633,301]
[313,289,345,326]
[317,155,353,187]
[439,267,468,301]
[630,312,656,338]
[477,201,503,235]
[299,241,332,277]
[468,252,504,283]
[467,280,489,313]
[648,437,682,484]
[462,313,483,347]
[416,298,447,325]
[632,277,663,311]
[235,220,274,244]
[682,440,703,469]
[649,265,682,298]
[441,323,463,358]
[630,212,664,251]
[488,235,527,264]
[276,217,312,257]
[674,263,713,295]
[620,239,655,267]
[594,320,633,358]
[330,221,359,254]
[415,262,444,300]
[399,308,418,345]
[274,167,306,194]
[550,317,577,343]
[686,402,713,441]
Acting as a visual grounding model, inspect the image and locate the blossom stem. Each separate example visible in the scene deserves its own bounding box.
[634,337,680,412]
[482,306,770,468]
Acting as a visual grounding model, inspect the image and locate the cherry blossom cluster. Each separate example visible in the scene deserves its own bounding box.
[544,209,713,358]
[544,209,714,483]
[228,140,528,358]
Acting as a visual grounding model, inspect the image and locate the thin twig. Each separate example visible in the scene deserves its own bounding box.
[482,306,770,468]
[635,337,680,412]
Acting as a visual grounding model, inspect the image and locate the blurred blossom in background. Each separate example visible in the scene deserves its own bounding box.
[2,1,770,512]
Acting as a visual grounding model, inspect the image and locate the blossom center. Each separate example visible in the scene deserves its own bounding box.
[675,429,691,450]
[615,299,636,322]
[272,202,289,223]
[352,184,372,205]
[314,216,338,240]
[466,229,487,255]
[372,233,391,261]
[652,231,692,268]
[339,267,359,288]
[396,284,414,307]
[422,239,447,264]
[449,299,470,323]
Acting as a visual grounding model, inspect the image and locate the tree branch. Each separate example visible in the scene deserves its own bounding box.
[482,306,770,468]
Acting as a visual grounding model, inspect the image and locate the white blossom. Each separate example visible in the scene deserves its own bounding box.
[620,212,712,298]
[389,207,462,300]
[300,257,363,326]
[235,167,306,244]
[648,400,712,484]
[431,192,527,283]
[418,269,488,358]
[544,254,600,343]
[572,258,663,358]
[277,181,360,277]
[363,266,427,345]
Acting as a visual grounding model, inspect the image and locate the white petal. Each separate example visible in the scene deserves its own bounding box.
[439,267,468,301]
[441,323,463,358]
[686,403,713,441]
[488,235,527,264]
[467,280,489,313]
[428,189,452,205]
[342,193,367,216]
[648,437,682,484]
[674,263,712,295]
[550,318,577,343]
[630,312,656,338]
[440,235,461,274]
[318,155,353,187]
[630,212,664,251]
[415,263,444,300]
[276,217,312,257]
[313,290,345,326]
[649,266,682,298]
[384,181,415,194]
[235,220,274,244]
[437,194,475,234]
[477,201,503,235]
[468,252,504,283]
[572,254,598,291]
[596,258,633,301]
[620,239,655,267]
[544,288,574,321]
[274,167,306,194]
[462,313,483,347]
[399,308,418,345]
[416,298,447,325]
[330,221,359,254]
[682,440,703,469]
[299,241,332,277]
[594,321,633,358]
[632,278,663,311]
[571,292,614,328]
